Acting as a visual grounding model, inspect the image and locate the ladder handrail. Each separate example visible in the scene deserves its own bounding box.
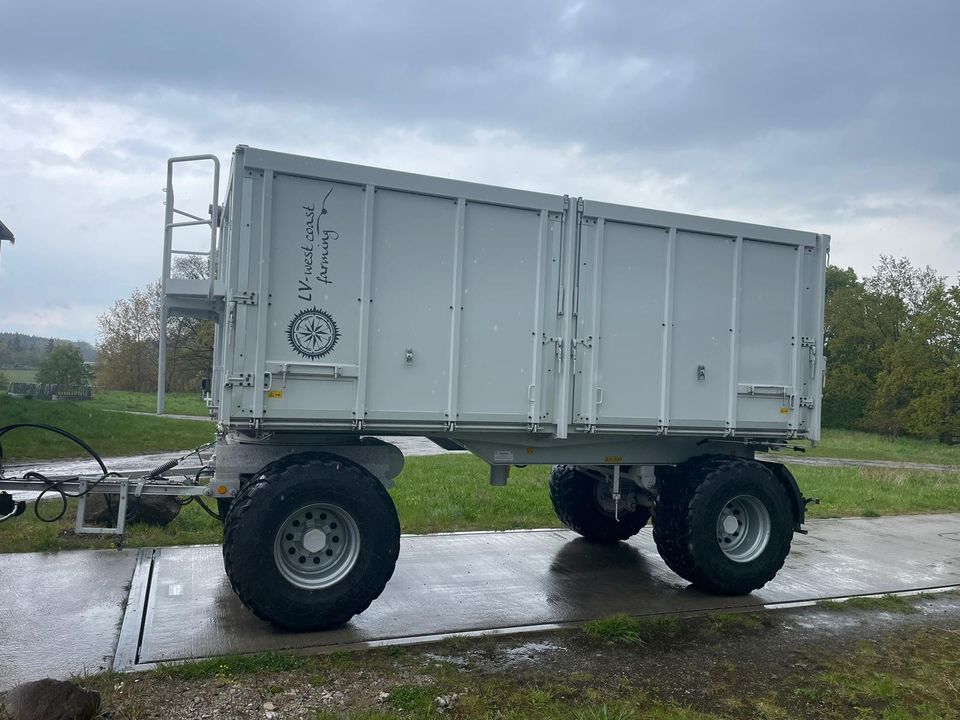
[161,154,221,298]
[158,154,220,415]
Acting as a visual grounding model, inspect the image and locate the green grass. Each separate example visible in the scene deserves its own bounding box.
[154,651,305,680]
[820,594,917,613]
[799,428,960,465]
[583,612,763,647]
[0,394,213,463]
[66,599,960,720]
[797,465,960,518]
[583,614,647,644]
[389,455,555,534]
[87,390,208,417]
[386,685,437,712]
[0,368,37,383]
[3,453,960,553]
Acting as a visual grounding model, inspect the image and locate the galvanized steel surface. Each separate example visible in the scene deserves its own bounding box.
[163,147,828,441]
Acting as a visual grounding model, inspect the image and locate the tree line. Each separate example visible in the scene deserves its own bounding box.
[0,333,95,368]
[824,256,960,440]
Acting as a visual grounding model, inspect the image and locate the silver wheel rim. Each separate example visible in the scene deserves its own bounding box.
[716,494,770,563]
[273,503,360,589]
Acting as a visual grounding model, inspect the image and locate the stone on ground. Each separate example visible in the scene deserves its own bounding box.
[3,679,100,720]
[85,493,182,526]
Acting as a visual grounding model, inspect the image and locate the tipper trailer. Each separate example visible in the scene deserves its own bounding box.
[0,146,827,631]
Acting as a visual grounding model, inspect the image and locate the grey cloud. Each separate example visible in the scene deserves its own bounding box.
[1,1,959,340]
[2,1,957,158]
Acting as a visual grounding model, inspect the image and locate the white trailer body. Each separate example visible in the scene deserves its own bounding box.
[165,147,826,442]
[157,147,828,631]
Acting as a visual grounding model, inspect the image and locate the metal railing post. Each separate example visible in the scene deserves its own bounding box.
[157,155,220,415]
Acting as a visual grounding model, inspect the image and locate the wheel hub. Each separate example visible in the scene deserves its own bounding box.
[721,514,739,535]
[273,503,361,589]
[716,494,771,563]
[301,528,328,553]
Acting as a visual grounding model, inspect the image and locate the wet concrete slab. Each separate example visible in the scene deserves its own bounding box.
[3,514,958,686]
[123,513,960,670]
[0,548,138,690]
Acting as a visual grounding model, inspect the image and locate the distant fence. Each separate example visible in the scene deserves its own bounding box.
[6,382,92,401]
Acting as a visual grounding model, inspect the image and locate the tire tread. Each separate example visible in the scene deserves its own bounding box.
[653,456,791,594]
[222,453,399,630]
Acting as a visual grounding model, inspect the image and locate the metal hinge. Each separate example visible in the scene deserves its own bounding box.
[225,374,254,388]
[233,291,257,305]
[798,396,815,409]
[801,337,818,378]
[571,337,592,364]
[551,337,563,361]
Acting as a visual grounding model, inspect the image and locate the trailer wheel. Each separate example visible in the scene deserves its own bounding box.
[652,456,793,594]
[549,465,650,544]
[222,453,400,631]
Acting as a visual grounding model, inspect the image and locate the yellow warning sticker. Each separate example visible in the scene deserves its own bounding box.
[779,406,791,414]
[267,390,283,399]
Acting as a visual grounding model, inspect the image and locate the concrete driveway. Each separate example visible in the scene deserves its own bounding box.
[2,512,960,690]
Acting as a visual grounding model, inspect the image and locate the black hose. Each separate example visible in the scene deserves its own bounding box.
[195,495,223,521]
[0,423,108,475]
[0,423,114,523]
[189,465,222,520]
[0,423,217,526]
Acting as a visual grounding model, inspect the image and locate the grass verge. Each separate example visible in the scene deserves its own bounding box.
[797,428,960,465]
[0,368,37,383]
[0,394,213,463]
[86,390,208,417]
[820,594,917,613]
[38,595,960,720]
[2,453,960,553]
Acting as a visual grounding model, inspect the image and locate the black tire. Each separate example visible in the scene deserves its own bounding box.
[549,465,651,544]
[216,498,233,522]
[653,456,793,595]
[222,452,400,631]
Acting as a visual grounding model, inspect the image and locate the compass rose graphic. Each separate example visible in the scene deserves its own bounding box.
[287,307,339,359]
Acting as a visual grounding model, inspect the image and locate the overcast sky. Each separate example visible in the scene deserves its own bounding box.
[1,0,958,343]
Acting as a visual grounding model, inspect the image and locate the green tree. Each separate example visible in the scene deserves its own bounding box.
[96,256,214,393]
[821,266,884,428]
[36,344,88,388]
